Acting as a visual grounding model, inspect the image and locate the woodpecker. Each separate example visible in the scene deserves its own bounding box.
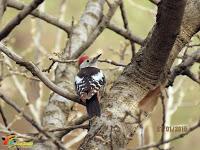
[75,54,105,118]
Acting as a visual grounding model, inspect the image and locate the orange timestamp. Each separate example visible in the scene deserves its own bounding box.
[157,125,188,132]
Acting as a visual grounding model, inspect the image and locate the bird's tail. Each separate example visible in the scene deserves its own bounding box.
[86,93,101,118]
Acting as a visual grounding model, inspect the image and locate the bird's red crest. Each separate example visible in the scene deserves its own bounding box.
[78,55,89,66]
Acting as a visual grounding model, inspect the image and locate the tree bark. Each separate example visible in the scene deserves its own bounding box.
[166,0,200,69]
[33,0,105,149]
[79,0,188,149]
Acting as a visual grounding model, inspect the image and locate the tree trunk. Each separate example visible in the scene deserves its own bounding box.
[80,0,189,149]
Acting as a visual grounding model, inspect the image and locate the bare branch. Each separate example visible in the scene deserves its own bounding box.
[7,0,71,34]
[46,57,126,67]
[0,105,9,128]
[80,0,187,149]
[99,59,126,67]
[0,92,67,150]
[71,0,123,59]
[49,57,77,64]
[49,124,88,132]
[7,0,144,46]
[25,115,89,139]
[42,61,56,72]
[0,43,85,105]
[39,2,106,149]
[0,0,45,40]
[120,1,129,29]
[168,49,200,86]
[160,93,166,143]
[107,23,144,45]
[184,69,200,84]
[119,1,136,58]
[166,0,200,70]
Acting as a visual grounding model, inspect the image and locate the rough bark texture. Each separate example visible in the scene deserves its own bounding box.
[166,0,200,69]
[30,0,200,149]
[33,0,105,149]
[79,0,187,149]
[1,0,200,149]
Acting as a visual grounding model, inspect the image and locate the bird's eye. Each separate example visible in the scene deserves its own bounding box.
[87,60,89,62]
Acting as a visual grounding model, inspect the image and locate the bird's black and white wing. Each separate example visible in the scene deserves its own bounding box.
[75,67,105,98]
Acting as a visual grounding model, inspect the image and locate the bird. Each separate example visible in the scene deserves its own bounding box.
[74,54,106,118]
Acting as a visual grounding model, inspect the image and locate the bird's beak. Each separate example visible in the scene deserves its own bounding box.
[90,54,101,64]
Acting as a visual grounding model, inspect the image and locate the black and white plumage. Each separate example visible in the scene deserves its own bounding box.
[75,67,105,100]
[75,54,106,118]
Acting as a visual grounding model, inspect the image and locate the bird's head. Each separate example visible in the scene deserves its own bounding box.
[78,54,101,69]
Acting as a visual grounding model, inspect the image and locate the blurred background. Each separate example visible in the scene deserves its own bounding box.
[0,0,200,149]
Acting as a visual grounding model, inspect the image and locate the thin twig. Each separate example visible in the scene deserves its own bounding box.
[24,124,88,138]
[0,105,9,128]
[59,115,89,138]
[54,0,68,51]
[49,57,77,64]
[44,57,126,68]
[49,124,88,132]
[120,1,129,29]
[168,49,200,86]
[160,93,166,143]
[119,1,136,58]
[42,61,56,72]
[107,23,144,45]
[99,59,126,67]
[4,56,41,124]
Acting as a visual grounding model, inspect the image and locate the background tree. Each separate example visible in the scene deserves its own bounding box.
[0,0,200,150]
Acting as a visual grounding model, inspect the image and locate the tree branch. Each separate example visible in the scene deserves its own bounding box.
[71,0,123,59]
[0,104,8,127]
[0,43,84,105]
[107,23,144,45]
[7,0,71,34]
[0,0,44,40]
[159,93,166,143]
[119,1,136,58]
[0,92,67,150]
[7,0,144,46]
[80,0,187,149]
[38,0,106,149]
[46,57,126,68]
[166,0,200,70]
[168,49,200,86]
